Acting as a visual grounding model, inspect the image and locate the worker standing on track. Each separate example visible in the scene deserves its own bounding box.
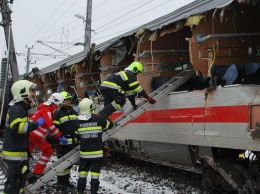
[29,93,68,178]
[2,80,45,194]
[54,91,78,189]
[76,98,114,194]
[98,61,156,118]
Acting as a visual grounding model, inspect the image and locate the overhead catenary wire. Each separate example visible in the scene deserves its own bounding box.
[15,0,184,73]
[95,0,174,35]
[17,0,67,65]
[94,0,154,31]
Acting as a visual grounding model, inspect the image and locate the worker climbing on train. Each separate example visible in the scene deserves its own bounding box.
[54,91,78,189]
[29,92,68,179]
[98,61,156,118]
[76,98,114,194]
[2,80,45,194]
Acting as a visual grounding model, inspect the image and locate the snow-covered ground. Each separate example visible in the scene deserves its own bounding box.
[30,149,206,194]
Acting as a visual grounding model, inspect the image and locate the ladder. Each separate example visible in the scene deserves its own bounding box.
[25,69,195,193]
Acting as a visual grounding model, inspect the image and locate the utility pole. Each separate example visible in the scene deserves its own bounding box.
[25,45,33,74]
[84,0,92,51]
[0,0,19,82]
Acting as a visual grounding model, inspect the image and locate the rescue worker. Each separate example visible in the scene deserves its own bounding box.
[2,80,45,194]
[54,91,78,188]
[29,92,68,178]
[76,98,114,194]
[98,61,156,118]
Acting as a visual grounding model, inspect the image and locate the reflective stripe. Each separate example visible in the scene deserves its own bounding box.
[10,117,28,128]
[33,130,46,138]
[78,130,102,134]
[60,115,78,124]
[126,90,136,96]
[80,154,103,159]
[80,150,103,159]
[78,126,102,132]
[51,129,59,136]
[2,150,28,160]
[112,101,121,110]
[40,155,50,161]
[19,188,24,193]
[53,120,60,125]
[39,126,48,132]
[115,71,128,81]
[79,171,88,178]
[18,122,28,134]
[49,125,55,130]
[134,86,143,93]
[91,172,100,180]
[129,81,139,87]
[105,120,110,129]
[101,81,120,89]
[37,160,47,165]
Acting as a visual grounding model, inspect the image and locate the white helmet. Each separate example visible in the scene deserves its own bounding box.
[44,92,64,106]
[11,80,36,101]
[79,98,93,114]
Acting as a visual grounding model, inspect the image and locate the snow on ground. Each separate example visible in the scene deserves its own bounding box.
[30,149,205,194]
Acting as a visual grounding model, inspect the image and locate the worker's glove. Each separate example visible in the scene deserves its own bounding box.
[146,96,156,104]
[36,117,45,126]
[103,146,110,157]
[251,122,260,140]
[26,172,37,184]
[59,136,68,145]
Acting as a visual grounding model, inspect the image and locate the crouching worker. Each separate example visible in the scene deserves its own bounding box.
[98,61,156,118]
[2,80,45,194]
[76,98,114,194]
[29,93,68,178]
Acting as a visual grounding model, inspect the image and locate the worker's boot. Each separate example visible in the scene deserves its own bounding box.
[90,188,98,194]
[77,188,84,194]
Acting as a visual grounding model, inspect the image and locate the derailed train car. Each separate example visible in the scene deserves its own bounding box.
[28,0,260,193]
[100,0,260,193]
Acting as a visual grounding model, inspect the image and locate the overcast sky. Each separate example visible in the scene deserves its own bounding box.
[0,0,195,75]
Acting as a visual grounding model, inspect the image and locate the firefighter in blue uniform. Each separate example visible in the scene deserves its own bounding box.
[2,80,45,194]
[76,98,114,194]
[54,91,78,188]
[98,61,156,118]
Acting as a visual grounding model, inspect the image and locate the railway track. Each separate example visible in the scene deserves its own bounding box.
[0,145,205,194]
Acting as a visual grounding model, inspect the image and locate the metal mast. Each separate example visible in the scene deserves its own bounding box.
[0,0,19,81]
[84,0,92,51]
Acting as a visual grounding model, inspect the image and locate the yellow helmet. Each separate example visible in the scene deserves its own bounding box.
[60,91,72,100]
[79,98,94,114]
[129,62,144,74]
[11,80,36,101]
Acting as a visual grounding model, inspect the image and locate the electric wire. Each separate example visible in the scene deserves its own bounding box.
[17,0,66,65]
[17,0,178,72]
[95,0,154,31]
[17,0,78,69]
[95,0,173,35]
[93,0,108,10]
[94,0,150,21]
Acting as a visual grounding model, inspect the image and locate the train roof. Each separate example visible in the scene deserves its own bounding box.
[39,0,234,75]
